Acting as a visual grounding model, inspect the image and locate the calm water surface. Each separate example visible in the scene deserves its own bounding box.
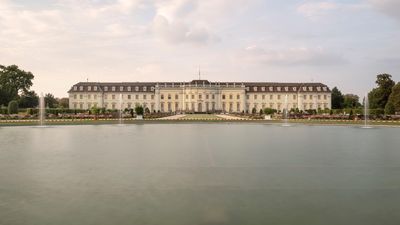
[0,124,400,225]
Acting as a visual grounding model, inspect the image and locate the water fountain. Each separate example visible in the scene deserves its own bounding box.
[362,93,372,128]
[119,93,123,125]
[282,94,291,127]
[39,93,45,126]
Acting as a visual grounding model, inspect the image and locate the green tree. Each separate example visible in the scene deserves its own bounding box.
[18,90,39,108]
[385,82,400,114]
[368,74,395,110]
[8,100,19,114]
[252,107,257,114]
[331,87,344,109]
[57,98,69,108]
[135,105,144,115]
[263,108,277,115]
[384,101,395,115]
[0,65,34,106]
[44,93,58,108]
[343,94,361,108]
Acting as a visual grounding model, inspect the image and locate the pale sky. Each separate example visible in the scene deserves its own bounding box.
[1,0,399,97]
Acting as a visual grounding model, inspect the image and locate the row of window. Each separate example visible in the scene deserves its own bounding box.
[74,85,328,92]
[73,93,328,101]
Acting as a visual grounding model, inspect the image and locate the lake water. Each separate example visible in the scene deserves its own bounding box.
[1,124,400,225]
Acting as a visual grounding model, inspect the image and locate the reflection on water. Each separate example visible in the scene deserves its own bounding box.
[0,124,400,225]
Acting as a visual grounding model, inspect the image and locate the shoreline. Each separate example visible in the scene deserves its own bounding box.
[1,118,400,127]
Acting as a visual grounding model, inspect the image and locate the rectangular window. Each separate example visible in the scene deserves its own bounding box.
[168,94,171,100]
[262,95,265,100]
[246,95,249,100]
[212,94,215,100]
[277,95,281,100]
[237,95,240,100]
[229,95,233,100]
[199,94,202,99]
[175,94,178,100]
[80,95,83,99]
[222,95,226,100]
[151,95,154,100]
[192,95,195,99]
[74,94,77,99]
[293,95,296,100]
[112,95,115,100]
[128,95,131,100]
[206,94,209,99]
[136,95,139,100]
[161,94,164,100]
[143,95,147,100]
[270,95,273,100]
[254,95,258,100]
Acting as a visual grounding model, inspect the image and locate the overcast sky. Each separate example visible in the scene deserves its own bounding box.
[1,0,399,97]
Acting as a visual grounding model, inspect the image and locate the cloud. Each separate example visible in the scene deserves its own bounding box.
[152,15,217,45]
[241,45,347,66]
[297,2,338,18]
[369,0,400,22]
[296,1,369,20]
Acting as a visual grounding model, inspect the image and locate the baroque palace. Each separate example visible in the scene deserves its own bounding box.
[68,80,332,113]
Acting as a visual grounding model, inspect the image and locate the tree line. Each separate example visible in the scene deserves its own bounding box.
[1,64,400,115]
[0,64,68,113]
[331,74,400,115]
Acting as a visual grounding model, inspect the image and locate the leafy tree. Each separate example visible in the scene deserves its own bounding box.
[252,107,257,114]
[263,108,277,115]
[385,101,395,115]
[368,74,395,110]
[385,82,400,114]
[44,93,58,108]
[8,100,19,114]
[343,94,361,108]
[18,90,39,108]
[145,107,150,114]
[331,87,344,109]
[259,109,264,115]
[135,105,144,115]
[57,98,69,108]
[0,65,34,106]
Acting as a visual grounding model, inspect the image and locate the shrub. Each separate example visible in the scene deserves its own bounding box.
[135,105,144,115]
[263,108,276,115]
[8,100,19,114]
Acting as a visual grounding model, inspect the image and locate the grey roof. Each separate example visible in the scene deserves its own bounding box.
[68,80,331,93]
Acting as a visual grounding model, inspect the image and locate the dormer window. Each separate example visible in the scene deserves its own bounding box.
[302,87,306,91]
[104,86,108,91]
[79,86,83,91]
[127,87,131,91]
[284,87,288,91]
[120,86,124,91]
[269,87,273,91]
[245,87,250,91]
[94,86,97,91]
[293,87,297,91]
[74,86,77,91]
[317,87,321,91]
[308,87,313,91]
[88,86,91,91]
[135,86,139,91]
[323,87,327,91]
[143,86,147,91]
[151,87,155,91]
[254,87,258,91]
[261,87,265,91]
[277,87,281,91]
[112,86,116,91]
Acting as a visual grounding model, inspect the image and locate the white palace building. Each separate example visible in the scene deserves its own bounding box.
[68,80,331,113]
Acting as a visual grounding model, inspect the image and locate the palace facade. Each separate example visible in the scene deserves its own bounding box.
[68,80,331,113]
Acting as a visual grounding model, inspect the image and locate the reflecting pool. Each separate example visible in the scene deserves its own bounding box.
[1,124,400,225]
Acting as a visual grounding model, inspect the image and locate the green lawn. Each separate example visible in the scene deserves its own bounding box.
[181,114,222,120]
